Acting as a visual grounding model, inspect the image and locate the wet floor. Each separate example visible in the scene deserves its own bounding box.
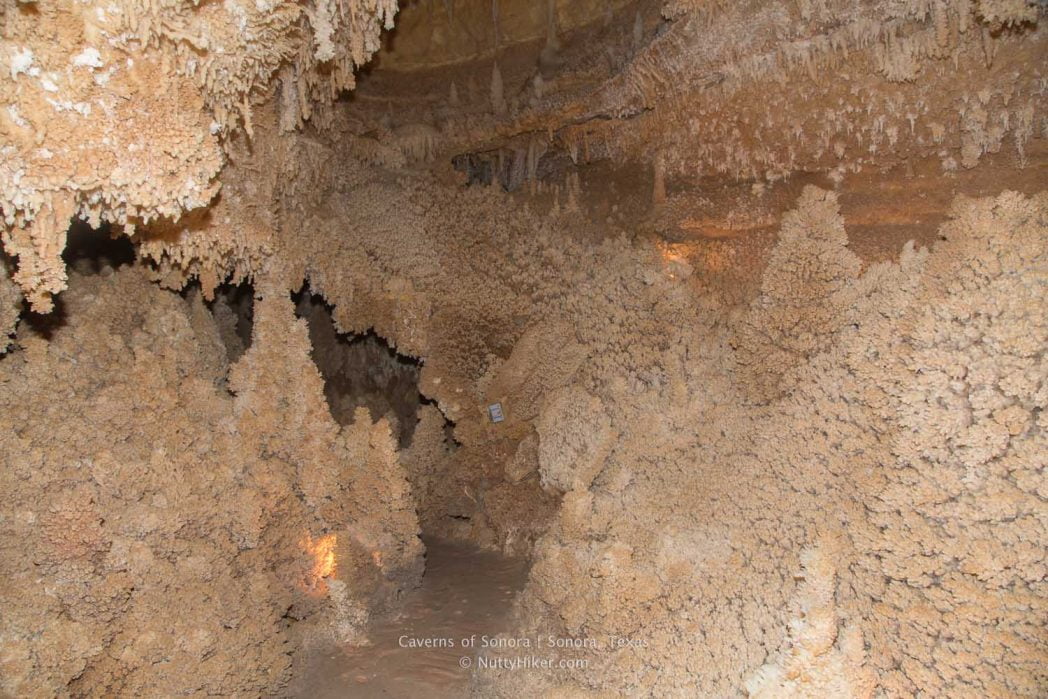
[288,539,529,698]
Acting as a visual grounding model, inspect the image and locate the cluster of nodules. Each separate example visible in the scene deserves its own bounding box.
[1,180,1046,699]
[0,232,429,696]
[0,1,1045,696]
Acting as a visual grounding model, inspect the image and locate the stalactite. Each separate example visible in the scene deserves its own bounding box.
[491,0,501,50]
[544,0,560,56]
[491,61,506,115]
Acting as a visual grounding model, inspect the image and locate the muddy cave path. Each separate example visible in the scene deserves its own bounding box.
[289,540,529,698]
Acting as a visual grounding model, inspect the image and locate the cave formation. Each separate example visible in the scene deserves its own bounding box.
[1,0,1046,696]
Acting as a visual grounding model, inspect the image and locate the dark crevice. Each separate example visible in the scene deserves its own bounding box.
[205,280,255,362]
[452,143,569,190]
[17,222,135,341]
[293,288,424,447]
[17,297,67,342]
[64,221,136,273]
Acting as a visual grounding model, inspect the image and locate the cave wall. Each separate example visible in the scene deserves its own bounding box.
[0,266,422,695]
[0,0,398,314]
[0,0,1045,696]
[370,0,636,71]
[475,187,1046,696]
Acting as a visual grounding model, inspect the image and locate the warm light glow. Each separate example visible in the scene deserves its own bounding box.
[656,241,698,267]
[301,533,337,590]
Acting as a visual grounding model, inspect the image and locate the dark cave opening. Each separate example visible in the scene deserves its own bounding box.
[207,280,255,362]
[293,289,427,448]
[63,220,136,272]
[10,222,137,342]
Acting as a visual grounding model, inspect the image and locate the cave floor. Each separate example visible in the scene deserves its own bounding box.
[288,539,529,698]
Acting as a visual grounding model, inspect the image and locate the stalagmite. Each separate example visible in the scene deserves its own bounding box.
[1,0,1045,697]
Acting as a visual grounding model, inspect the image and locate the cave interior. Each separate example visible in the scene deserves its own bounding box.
[0,0,1046,697]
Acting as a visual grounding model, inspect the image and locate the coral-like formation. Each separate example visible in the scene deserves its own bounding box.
[732,187,862,402]
[1,268,283,695]
[0,254,21,351]
[745,541,875,698]
[227,280,423,626]
[1,0,1045,695]
[474,188,1045,698]
[0,268,421,695]
[0,0,398,310]
[537,387,615,494]
[858,190,1047,695]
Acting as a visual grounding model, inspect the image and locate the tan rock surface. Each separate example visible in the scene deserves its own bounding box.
[1,0,1045,695]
